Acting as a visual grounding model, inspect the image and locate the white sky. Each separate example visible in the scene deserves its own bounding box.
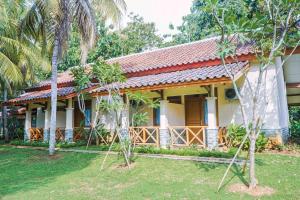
[122,0,193,35]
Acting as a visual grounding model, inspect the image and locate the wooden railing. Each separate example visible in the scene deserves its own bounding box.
[29,128,43,141]
[169,126,206,148]
[55,127,65,141]
[218,127,227,146]
[129,126,160,147]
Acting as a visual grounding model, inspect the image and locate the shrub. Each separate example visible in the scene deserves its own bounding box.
[289,106,300,140]
[226,124,268,152]
[10,140,87,148]
[134,145,237,158]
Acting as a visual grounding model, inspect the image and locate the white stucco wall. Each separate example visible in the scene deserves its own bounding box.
[218,62,287,132]
[166,103,185,126]
[217,83,241,127]
[284,54,300,84]
[57,111,66,128]
[36,109,45,128]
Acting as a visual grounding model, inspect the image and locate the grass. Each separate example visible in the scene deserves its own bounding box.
[0,145,300,200]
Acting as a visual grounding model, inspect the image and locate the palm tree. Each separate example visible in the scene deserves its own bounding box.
[22,0,126,155]
[0,0,50,142]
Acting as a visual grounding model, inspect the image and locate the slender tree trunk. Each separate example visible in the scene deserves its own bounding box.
[2,83,8,142]
[49,36,60,155]
[249,133,257,189]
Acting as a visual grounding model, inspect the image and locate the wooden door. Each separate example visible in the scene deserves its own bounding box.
[185,95,204,126]
[185,95,205,145]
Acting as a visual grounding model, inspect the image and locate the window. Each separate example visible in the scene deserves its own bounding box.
[84,109,91,127]
[153,107,160,126]
[167,96,182,104]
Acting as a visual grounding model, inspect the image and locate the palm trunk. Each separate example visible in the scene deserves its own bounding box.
[49,36,60,155]
[249,133,257,189]
[2,83,8,142]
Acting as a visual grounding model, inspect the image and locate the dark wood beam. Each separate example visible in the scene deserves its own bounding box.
[202,86,211,96]
[151,90,164,99]
[286,83,300,88]
[287,93,300,97]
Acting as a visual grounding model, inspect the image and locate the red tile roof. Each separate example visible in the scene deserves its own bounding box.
[27,71,74,91]
[107,36,254,73]
[28,36,254,91]
[92,61,248,93]
[7,87,75,105]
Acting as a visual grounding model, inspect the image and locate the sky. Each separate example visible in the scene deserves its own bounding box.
[122,0,193,35]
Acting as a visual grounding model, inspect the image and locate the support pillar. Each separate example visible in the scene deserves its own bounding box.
[65,98,74,142]
[44,102,50,142]
[159,100,170,148]
[275,56,289,142]
[24,105,32,141]
[206,85,218,149]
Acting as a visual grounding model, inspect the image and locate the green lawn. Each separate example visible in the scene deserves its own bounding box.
[0,146,299,200]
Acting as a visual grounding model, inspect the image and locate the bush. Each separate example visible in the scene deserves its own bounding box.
[10,140,87,148]
[226,124,268,152]
[135,145,237,158]
[289,106,300,140]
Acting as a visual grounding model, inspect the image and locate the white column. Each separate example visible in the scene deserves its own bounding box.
[44,102,50,141]
[275,56,289,142]
[206,85,218,149]
[65,98,74,142]
[159,100,170,148]
[206,97,218,129]
[24,105,32,141]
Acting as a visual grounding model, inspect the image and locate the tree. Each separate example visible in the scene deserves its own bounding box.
[165,0,259,46]
[0,0,50,142]
[22,0,126,155]
[59,13,163,71]
[205,0,300,190]
[119,13,163,54]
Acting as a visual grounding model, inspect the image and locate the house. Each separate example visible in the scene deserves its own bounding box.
[6,36,300,148]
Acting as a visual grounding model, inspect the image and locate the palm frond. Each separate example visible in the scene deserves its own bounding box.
[93,0,126,26]
[73,0,98,64]
[0,52,23,84]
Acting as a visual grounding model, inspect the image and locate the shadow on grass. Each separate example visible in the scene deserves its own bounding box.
[195,161,253,191]
[0,146,98,197]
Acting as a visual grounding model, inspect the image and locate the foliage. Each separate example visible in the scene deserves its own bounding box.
[165,0,259,46]
[7,116,24,140]
[119,13,163,54]
[127,92,160,126]
[289,106,300,140]
[226,124,268,152]
[9,140,87,148]
[59,13,163,71]
[92,59,126,84]
[0,0,50,87]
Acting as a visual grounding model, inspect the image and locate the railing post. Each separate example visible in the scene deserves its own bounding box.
[143,128,146,143]
[186,127,190,146]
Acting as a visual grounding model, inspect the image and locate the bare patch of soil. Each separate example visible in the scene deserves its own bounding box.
[112,162,136,171]
[28,154,62,162]
[228,183,275,197]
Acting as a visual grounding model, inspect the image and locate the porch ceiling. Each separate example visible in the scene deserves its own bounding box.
[91,61,249,94]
